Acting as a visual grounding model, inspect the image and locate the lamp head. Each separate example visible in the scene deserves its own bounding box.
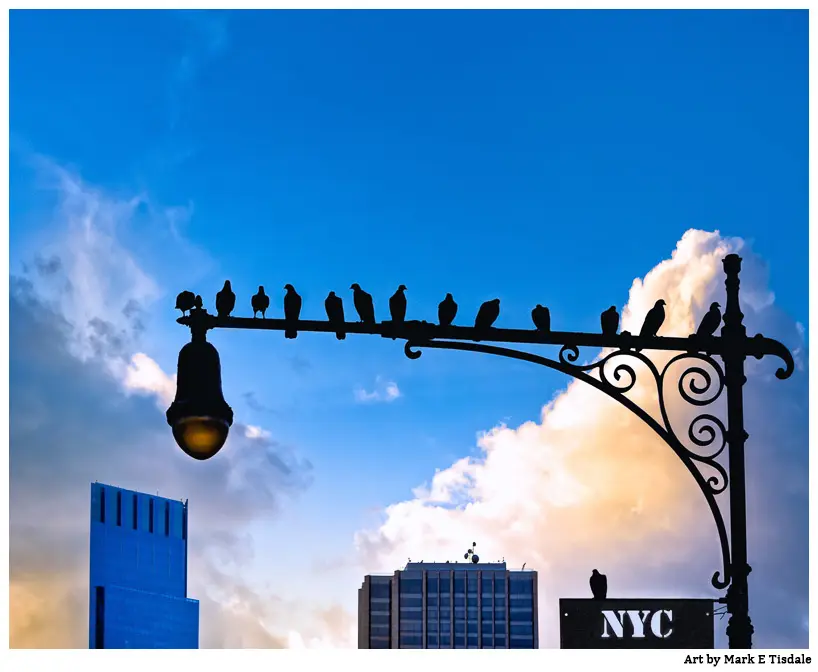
[166,337,234,460]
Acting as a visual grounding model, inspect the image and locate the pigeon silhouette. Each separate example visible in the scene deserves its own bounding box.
[639,299,666,338]
[696,302,722,337]
[175,291,196,316]
[194,295,203,310]
[252,286,270,319]
[351,284,375,324]
[216,280,236,318]
[325,291,346,340]
[601,306,619,336]
[590,569,607,600]
[389,285,408,323]
[474,299,500,341]
[531,304,551,332]
[284,284,302,339]
[438,293,458,327]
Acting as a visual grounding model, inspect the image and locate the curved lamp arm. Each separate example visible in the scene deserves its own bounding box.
[403,339,733,591]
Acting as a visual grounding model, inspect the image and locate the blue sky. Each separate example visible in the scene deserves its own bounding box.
[9,10,808,648]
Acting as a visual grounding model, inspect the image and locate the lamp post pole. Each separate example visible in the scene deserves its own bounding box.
[721,255,753,649]
[167,254,794,649]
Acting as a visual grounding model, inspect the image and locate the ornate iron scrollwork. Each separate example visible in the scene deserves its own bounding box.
[403,339,734,591]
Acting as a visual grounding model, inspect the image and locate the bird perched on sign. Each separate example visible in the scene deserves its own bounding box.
[639,299,666,338]
[389,285,408,323]
[590,569,607,600]
[175,291,196,316]
[531,304,551,332]
[351,284,376,324]
[251,286,270,319]
[284,284,302,339]
[601,306,619,336]
[696,302,722,337]
[438,293,458,327]
[474,299,500,341]
[325,291,346,340]
[216,280,236,318]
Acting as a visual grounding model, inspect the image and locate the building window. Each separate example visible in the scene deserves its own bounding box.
[94,586,105,648]
[400,595,422,608]
[440,633,451,648]
[510,636,534,649]
[427,575,439,593]
[99,488,106,523]
[427,633,439,648]
[400,577,422,594]
[149,498,154,533]
[132,494,138,529]
[182,509,187,540]
[116,491,122,526]
[370,581,391,599]
[509,575,533,595]
[165,501,170,536]
[510,622,534,636]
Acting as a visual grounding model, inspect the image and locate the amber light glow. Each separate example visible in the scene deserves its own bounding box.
[172,416,229,460]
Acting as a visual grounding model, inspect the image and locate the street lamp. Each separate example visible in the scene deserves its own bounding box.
[167,255,794,648]
[166,320,234,460]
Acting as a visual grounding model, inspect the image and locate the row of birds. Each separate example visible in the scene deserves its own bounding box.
[176,282,724,340]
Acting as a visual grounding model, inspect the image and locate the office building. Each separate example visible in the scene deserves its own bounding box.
[358,561,538,648]
[89,482,199,648]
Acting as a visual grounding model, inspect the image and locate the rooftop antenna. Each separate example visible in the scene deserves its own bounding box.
[522,562,526,570]
[464,541,480,564]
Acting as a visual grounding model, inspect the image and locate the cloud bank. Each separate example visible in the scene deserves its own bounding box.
[354,230,808,649]
[9,158,315,648]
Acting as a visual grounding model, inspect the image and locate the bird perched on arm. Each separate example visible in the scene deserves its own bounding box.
[590,569,607,600]
[532,304,551,332]
[251,286,270,319]
[215,280,236,318]
[696,302,722,337]
[601,306,619,336]
[438,293,458,327]
[389,285,407,323]
[325,291,346,340]
[283,284,302,339]
[175,291,196,316]
[351,284,375,323]
[639,299,666,338]
[474,299,500,341]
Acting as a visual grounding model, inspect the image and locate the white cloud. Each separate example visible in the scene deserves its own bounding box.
[354,375,402,404]
[353,229,807,648]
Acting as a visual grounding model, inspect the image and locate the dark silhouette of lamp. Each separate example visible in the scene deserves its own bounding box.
[166,332,234,460]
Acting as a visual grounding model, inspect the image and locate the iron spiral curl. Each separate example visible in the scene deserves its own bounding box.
[656,353,729,496]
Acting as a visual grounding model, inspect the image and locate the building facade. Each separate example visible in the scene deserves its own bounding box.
[358,562,538,649]
[89,482,199,648]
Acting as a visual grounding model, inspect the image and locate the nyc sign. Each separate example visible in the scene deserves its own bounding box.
[559,599,714,649]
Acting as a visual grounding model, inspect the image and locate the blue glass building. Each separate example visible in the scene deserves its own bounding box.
[89,482,199,648]
[358,562,538,649]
